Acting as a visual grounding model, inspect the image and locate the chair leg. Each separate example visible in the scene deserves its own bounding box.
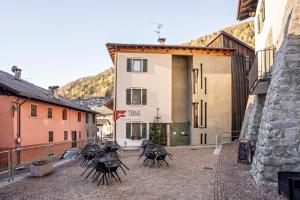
[85,168,95,179]
[97,174,104,186]
[81,163,92,176]
[119,165,127,175]
[104,174,109,185]
[114,171,122,183]
[92,170,98,179]
[111,172,118,182]
[80,159,86,167]
[92,172,101,183]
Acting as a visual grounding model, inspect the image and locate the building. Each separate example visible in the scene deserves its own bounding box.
[106,40,253,147]
[91,104,113,139]
[205,31,255,137]
[0,68,97,157]
[237,0,300,185]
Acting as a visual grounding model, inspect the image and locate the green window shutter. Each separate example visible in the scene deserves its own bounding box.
[142,123,147,138]
[126,123,131,139]
[127,58,132,72]
[126,89,131,105]
[142,89,147,105]
[143,59,148,72]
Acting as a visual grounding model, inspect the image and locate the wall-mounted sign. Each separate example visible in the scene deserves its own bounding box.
[113,110,126,121]
[128,110,141,117]
[237,139,251,164]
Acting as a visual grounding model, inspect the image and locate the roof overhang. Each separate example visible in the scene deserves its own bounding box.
[205,31,255,51]
[237,0,258,21]
[106,43,235,64]
[104,98,113,110]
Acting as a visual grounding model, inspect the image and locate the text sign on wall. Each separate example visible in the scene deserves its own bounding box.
[128,110,141,117]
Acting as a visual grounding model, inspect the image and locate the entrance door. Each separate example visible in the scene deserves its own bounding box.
[170,123,190,146]
[71,131,77,148]
[149,123,167,145]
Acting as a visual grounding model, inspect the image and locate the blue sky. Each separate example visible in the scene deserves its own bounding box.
[0,0,240,88]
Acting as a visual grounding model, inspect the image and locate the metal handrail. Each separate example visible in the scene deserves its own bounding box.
[249,48,276,93]
[0,138,98,183]
[215,130,241,148]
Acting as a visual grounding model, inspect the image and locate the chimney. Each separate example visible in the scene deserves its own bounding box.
[11,66,22,80]
[48,86,59,99]
[158,37,166,45]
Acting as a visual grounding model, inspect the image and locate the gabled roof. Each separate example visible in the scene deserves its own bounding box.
[106,43,235,64]
[237,0,258,20]
[205,31,255,51]
[0,70,96,113]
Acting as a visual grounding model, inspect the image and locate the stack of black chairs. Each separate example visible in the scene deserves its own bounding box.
[80,143,129,186]
[102,141,125,153]
[80,144,100,167]
[138,140,173,168]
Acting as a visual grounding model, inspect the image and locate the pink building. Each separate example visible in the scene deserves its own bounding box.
[0,67,97,153]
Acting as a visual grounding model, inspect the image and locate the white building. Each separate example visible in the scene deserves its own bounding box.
[106,42,253,147]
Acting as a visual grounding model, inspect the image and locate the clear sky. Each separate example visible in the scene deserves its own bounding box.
[0,0,240,88]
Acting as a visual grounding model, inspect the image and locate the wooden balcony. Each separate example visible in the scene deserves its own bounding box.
[249,48,275,95]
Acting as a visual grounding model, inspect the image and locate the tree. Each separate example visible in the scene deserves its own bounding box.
[149,108,162,144]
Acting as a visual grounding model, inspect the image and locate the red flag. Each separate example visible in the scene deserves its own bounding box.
[113,110,126,121]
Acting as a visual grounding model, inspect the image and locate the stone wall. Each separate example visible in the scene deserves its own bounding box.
[240,95,266,158]
[251,0,300,186]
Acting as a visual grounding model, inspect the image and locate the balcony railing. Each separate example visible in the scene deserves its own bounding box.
[249,48,276,94]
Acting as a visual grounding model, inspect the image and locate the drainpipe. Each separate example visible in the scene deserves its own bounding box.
[114,52,118,142]
[16,98,28,142]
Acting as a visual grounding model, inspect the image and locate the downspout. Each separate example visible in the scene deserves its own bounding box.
[17,97,28,140]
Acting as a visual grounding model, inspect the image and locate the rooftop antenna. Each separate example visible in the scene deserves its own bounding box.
[150,22,166,44]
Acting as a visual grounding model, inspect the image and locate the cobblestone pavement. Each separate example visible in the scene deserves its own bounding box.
[0,147,217,200]
[213,142,286,200]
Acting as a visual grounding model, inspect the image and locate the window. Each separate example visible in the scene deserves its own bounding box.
[48,131,54,142]
[48,107,53,119]
[200,100,207,128]
[92,114,96,124]
[78,112,81,122]
[62,109,67,120]
[127,58,148,72]
[192,69,199,94]
[126,88,147,105]
[86,113,89,123]
[193,103,199,128]
[64,131,68,140]
[200,133,207,144]
[126,123,147,140]
[31,104,37,117]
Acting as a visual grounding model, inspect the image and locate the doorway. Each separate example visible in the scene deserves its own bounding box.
[71,131,77,148]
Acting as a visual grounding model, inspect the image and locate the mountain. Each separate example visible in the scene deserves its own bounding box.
[183,21,254,47]
[59,21,254,101]
[58,67,114,100]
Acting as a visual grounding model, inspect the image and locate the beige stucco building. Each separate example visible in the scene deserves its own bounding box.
[106,43,250,147]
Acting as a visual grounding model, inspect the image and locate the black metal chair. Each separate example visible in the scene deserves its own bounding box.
[82,151,129,186]
[80,144,95,167]
[140,143,173,168]
[81,150,106,178]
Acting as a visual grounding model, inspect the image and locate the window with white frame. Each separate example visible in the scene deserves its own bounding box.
[126,122,147,140]
[126,88,147,105]
[127,58,148,72]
